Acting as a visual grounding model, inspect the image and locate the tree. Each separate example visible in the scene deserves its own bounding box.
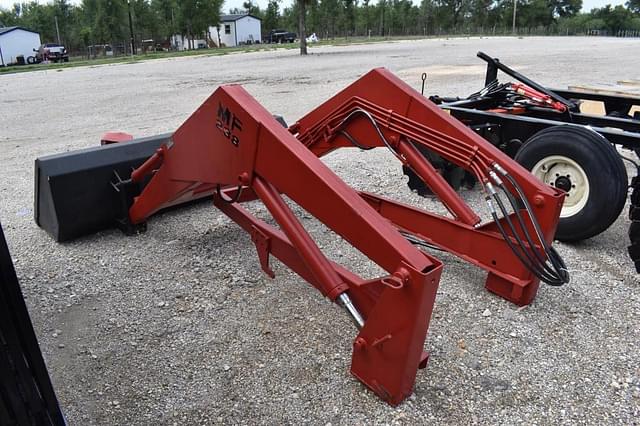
[264,0,281,32]
[242,0,262,15]
[0,4,20,27]
[89,0,127,44]
[470,0,494,28]
[177,0,223,49]
[379,0,387,35]
[51,0,73,44]
[151,0,178,40]
[319,0,341,37]
[343,0,356,34]
[356,0,374,35]
[199,0,224,43]
[299,0,308,54]
[177,0,196,48]
[131,0,159,43]
[2,0,638,56]
[280,3,298,30]
[550,0,582,18]
[627,0,640,13]
[20,2,56,42]
[592,4,635,32]
[518,0,555,27]
[435,0,468,29]
[418,0,435,34]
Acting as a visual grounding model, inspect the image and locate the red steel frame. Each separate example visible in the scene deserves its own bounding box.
[291,69,564,305]
[124,68,564,405]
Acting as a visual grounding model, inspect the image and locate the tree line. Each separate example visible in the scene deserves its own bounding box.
[282,0,640,38]
[0,0,224,53]
[0,0,639,54]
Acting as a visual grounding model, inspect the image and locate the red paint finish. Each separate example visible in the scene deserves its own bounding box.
[510,83,568,112]
[125,68,564,405]
[100,131,133,145]
[292,68,564,305]
[396,139,480,225]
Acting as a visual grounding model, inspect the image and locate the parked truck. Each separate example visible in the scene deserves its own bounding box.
[267,29,296,43]
[27,43,69,64]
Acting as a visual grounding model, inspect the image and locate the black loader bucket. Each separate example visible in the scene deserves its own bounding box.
[34,134,170,242]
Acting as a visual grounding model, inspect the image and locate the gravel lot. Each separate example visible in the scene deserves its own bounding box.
[1,36,639,424]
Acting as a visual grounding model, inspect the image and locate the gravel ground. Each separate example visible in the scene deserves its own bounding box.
[1,36,639,424]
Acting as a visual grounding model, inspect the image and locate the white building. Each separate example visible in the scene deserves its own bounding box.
[170,34,207,51]
[210,14,262,47]
[0,26,41,66]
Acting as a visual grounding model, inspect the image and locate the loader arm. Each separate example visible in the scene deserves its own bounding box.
[290,68,567,305]
[126,80,444,405]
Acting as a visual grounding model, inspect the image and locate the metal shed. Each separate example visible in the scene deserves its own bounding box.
[210,14,262,47]
[0,26,41,66]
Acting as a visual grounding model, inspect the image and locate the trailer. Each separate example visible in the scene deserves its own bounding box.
[424,52,640,271]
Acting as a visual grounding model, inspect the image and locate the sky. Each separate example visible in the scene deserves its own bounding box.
[0,0,629,17]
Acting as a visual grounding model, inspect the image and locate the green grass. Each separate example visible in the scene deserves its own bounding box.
[0,35,479,75]
[0,44,294,74]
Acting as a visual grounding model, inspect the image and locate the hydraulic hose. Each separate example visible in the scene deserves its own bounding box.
[490,164,569,285]
[490,172,566,281]
[487,185,563,284]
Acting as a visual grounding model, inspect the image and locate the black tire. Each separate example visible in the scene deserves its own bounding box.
[26,55,36,64]
[514,126,627,242]
[629,175,640,273]
[605,110,640,159]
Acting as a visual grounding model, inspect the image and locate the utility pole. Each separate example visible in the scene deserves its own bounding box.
[127,0,135,55]
[512,0,517,35]
[54,16,61,45]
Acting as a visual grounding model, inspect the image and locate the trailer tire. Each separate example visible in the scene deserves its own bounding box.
[629,176,640,273]
[515,126,627,242]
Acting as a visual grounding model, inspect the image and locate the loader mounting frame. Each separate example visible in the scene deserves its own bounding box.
[37,68,567,405]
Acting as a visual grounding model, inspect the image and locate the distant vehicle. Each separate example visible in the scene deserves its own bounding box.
[28,43,69,64]
[267,29,296,44]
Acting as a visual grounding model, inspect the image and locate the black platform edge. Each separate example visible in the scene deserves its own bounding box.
[0,221,66,425]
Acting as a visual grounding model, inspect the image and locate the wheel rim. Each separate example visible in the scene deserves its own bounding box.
[531,155,590,218]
